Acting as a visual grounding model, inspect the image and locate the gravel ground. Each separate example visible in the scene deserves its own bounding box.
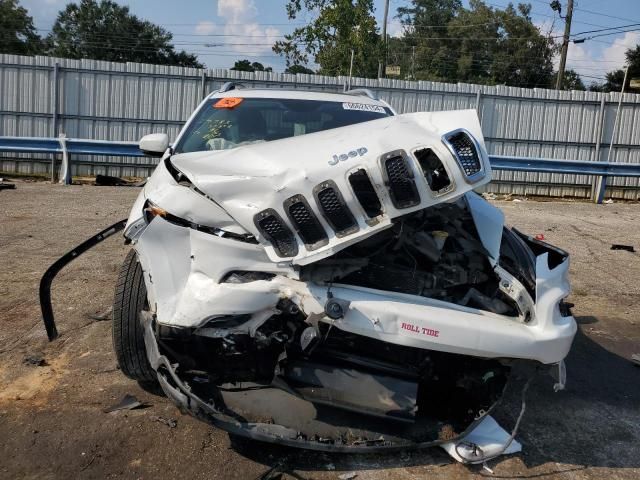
[0,180,639,480]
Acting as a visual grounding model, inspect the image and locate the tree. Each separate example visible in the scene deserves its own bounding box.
[231,60,272,72]
[590,44,640,92]
[0,0,43,55]
[46,0,202,67]
[552,69,585,90]
[394,0,462,80]
[273,0,382,78]
[389,0,556,87]
[285,64,316,74]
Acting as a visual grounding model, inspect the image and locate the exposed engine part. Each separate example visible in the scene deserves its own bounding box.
[301,199,518,316]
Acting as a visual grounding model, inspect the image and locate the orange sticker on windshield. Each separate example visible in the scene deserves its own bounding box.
[214,97,243,109]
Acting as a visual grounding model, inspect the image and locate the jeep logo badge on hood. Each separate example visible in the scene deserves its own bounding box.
[329,147,368,165]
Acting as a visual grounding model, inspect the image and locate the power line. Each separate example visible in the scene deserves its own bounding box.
[573,6,640,25]
[571,22,640,37]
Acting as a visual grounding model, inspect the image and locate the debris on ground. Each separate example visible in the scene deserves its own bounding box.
[535,233,545,240]
[611,244,636,253]
[86,306,113,321]
[257,460,288,480]
[95,174,134,186]
[603,199,614,204]
[338,473,358,480]
[512,198,523,203]
[440,415,522,463]
[103,394,150,413]
[481,192,497,200]
[150,415,177,428]
[0,179,16,190]
[22,355,48,367]
[631,354,640,366]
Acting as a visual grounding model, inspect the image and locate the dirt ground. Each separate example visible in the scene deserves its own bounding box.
[1,179,639,480]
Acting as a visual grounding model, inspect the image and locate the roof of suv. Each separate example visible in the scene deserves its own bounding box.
[210,87,386,106]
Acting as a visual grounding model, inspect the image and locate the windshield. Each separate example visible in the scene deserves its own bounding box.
[174,97,393,153]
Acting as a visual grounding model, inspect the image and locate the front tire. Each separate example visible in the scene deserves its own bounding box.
[112,249,157,383]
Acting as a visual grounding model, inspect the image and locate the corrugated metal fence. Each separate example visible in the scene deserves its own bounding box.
[1,54,640,199]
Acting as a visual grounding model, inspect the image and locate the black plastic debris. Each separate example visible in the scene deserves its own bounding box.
[611,244,636,253]
[103,394,150,413]
[23,355,48,367]
[95,174,133,186]
[0,180,16,190]
[150,415,177,428]
[257,460,287,480]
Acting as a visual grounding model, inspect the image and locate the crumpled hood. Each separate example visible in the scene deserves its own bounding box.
[171,110,491,264]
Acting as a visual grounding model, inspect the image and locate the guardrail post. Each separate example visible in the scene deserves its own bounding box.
[57,134,72,185]
[591,98,607,203]
[51,62,60,183]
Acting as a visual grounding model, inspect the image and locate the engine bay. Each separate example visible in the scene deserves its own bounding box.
[301,198,518,316]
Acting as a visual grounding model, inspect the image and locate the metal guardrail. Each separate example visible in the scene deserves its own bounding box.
[1,136,640,203]
[0,136,144,157]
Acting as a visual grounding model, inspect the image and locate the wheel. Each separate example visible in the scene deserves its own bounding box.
[112,249,157,383]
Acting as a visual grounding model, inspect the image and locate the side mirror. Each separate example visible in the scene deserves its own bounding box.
[139,133,169,157]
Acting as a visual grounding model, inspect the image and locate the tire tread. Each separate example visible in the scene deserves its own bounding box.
[112,250,156,383]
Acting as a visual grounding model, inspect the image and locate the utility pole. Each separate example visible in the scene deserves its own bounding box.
[411,45,416,80]
[377,0,390,79]
[555,0,574,90]
[348,49,355,90]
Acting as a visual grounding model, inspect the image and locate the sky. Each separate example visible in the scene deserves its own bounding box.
[19,0,640,86]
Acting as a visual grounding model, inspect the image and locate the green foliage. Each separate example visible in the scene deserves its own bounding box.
[231,60,273,72]
[0,0,43,55]
[390,0,556,88]
[553,69,585,91]
[273,0,382,78]
[285,64,316,74]
[46,0,202,67]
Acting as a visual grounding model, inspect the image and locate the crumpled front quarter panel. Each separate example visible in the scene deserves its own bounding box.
[171,110,491,264]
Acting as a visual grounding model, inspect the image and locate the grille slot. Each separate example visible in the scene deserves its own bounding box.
[314,181,358,237]
[254,209,298,258]
[445,130,482,178]
[348,169,382,218]
[383,152,420,209]
[284,195,328,250]
[414,148,453,195]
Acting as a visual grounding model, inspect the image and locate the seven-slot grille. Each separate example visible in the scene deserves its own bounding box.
[383,152,420,208]
[257,138,482,257]
[254,209,298,258]
[445,131,482,177]
[314,181,359,237]
[284,195,328,250]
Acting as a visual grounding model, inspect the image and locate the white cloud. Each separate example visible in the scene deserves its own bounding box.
[561,31,640,85]
[601,31,640,67]
[218,0,258,22]
[195,21,216,35]
[194,0,281,57]
[386,21,405,39]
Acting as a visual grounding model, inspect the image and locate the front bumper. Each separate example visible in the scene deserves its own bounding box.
[136,216,576,365]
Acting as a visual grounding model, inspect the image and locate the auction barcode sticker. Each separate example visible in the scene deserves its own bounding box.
[342,102,386,114]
